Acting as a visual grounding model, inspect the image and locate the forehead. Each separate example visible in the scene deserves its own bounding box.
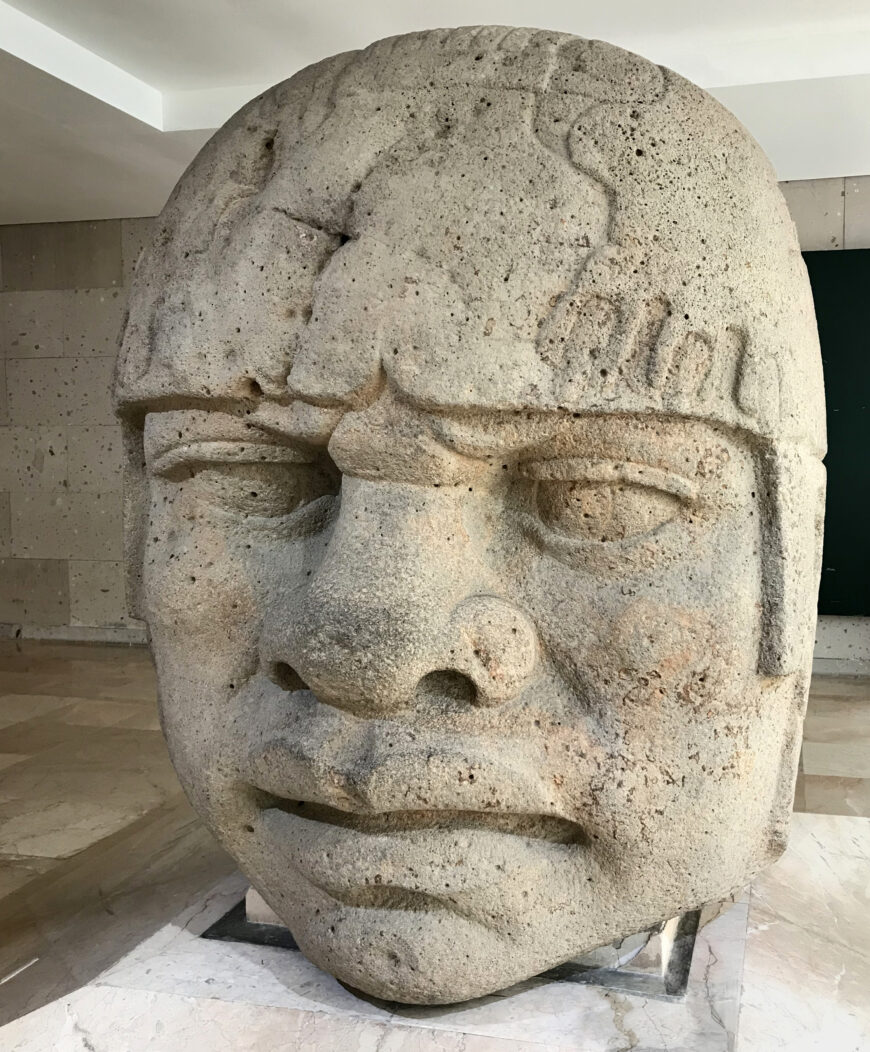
[114,156,774,446]
[345,93,608,291]
[118,87,612,415]
[113,45,823,459]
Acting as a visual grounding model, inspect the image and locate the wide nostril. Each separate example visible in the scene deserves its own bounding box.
[271,661,308,693]
[414,669,477,708]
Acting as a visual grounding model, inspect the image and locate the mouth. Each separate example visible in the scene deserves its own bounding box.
[245,694,585,831]
[254,793,588,931]
[239,680,591,927]
[257,794,586,845]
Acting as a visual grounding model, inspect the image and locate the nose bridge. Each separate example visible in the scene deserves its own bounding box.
[271,477,540,713]
[325,477,467,611]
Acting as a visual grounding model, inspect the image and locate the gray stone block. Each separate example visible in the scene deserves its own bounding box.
[69,559,128,626]
[779,177,845,250]
[0,291,65,358]
[0,558,70,625]
[122,218,158,287]
[7,357,115,426]
[67,426,124,492]
[9,489,122,560]
[1,287,128,359]
[63,288,127,357]
[844,176,870,250]
[0,426,67,489]
[0,220,122,291]
[0,492,9,556]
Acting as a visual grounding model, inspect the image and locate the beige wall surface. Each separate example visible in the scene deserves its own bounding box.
[0,177,868,640]
[0,217,154,641]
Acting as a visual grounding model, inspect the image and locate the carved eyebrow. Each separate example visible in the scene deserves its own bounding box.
[431,410,562,458]
[142,403,339,462]
[517,457,699,501]
[148,439,316,476]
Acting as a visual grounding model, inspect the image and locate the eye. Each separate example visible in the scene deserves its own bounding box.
[519,457,697,546]
[536,480,682,542]
[150,440,340,520]
[188,461,339,518]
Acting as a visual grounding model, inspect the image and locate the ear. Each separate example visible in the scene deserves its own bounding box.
[121,419,148,622]
[757,445,826,676]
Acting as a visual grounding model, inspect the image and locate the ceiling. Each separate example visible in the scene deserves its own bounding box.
[2,0,870,222]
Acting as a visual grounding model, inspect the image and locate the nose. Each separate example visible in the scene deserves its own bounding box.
[261,477,538,714]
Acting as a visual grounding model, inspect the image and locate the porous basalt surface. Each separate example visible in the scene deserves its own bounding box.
[114,27,825,1004]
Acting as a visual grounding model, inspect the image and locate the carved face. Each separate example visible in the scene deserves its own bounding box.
[122,30,824,1004]
[141,394,805,1006]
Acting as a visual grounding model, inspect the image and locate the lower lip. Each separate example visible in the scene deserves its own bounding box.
[259,806,581,925]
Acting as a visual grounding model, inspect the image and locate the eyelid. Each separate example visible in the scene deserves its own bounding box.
[148,440,316,476]
[518,457,698,501]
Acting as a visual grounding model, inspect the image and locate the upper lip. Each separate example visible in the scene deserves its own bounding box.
[240,683,585,840]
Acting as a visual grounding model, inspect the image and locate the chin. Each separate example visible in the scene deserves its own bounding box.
[266,884,572,1005]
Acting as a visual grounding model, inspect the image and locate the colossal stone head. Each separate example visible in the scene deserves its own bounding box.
[114,27,825,1003]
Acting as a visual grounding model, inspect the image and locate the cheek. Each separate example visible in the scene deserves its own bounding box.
[144,499,271,811]
[144,493,263,690]
[521,536,763,802]
[603,599,741,683]
[600,600,749,751]
[591,599,775,838]
[523,573,745,690]
[523,518,760,688]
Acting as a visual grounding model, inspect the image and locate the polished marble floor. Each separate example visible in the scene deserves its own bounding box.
[0,640,235,1026]
[794,672,870,817]
[0,640,867,1028]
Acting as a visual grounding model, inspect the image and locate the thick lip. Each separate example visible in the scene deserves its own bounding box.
[256,794,586,845]
[256,799,587,931]
[238,679,591,922]
[242,697,583,828]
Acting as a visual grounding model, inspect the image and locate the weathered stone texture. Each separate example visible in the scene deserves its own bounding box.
[115,28,825,1003]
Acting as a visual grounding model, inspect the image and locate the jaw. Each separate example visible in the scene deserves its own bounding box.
[286,890,543,1004]
[231,805,598,1003]
[212,790,777,1004]
[153,673,788,1002]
